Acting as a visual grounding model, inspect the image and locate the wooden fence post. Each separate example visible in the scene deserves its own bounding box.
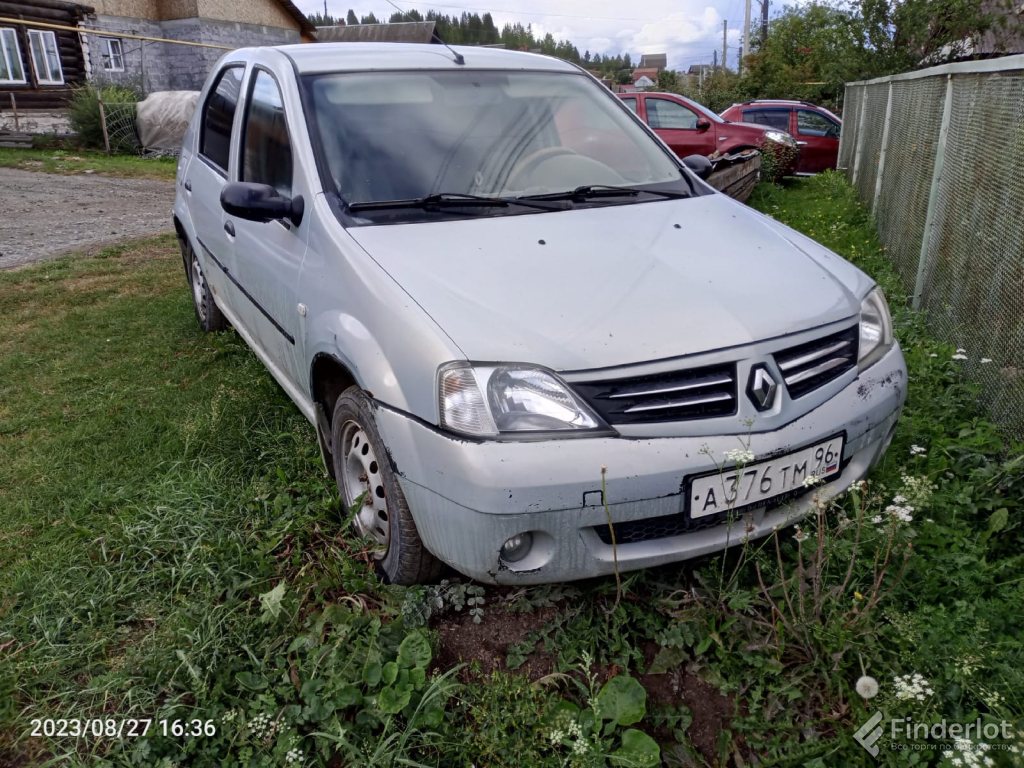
[97,93,111,154]
[9,93,18,132]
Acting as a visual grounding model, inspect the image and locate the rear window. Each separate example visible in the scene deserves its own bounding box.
[200,65,244,172]
[741,109,790,132]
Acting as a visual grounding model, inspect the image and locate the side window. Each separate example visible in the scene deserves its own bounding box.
[28,30,63,85]
[241,69,293,198]
[797,109,840,138]
[646,98,698,130]
[0,27,25,84]
[621,97,638,113]
[199,65,244,173]
[742,109,790,132]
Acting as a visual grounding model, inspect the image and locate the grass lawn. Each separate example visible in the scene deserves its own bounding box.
[0,148,176,181]
[1,175,1021,767]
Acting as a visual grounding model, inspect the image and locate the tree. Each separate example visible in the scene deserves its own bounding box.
[657,70,681,93]
[346,9,358,25]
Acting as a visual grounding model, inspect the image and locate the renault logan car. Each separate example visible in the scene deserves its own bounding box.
[173,43,905,585]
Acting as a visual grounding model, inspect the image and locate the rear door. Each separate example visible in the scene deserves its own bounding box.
[226,66,308,385]
[641,95,717,158]
[794,109,841,173]
[739,107,791,133]
[185,64,245,306]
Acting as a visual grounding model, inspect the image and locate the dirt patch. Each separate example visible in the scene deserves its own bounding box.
[0,167,174,270]
[432,605,559,682]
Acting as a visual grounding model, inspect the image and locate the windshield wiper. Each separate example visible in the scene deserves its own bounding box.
[347,192,558,212]
[518,184,690,202]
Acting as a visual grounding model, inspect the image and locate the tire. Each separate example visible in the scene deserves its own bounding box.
[183,240,226,332]
[330,386,442,585]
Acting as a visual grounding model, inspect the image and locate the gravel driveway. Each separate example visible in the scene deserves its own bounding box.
[0,167,175,270]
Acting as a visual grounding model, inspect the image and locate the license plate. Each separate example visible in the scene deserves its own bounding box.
[689,435,845,519]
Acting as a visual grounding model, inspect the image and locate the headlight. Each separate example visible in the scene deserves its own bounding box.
[858,287,894,370]
[764,130,795,146]
[438,363,606,437]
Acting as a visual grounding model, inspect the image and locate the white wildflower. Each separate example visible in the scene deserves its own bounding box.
[910,444,927,456]
[952,353,968,361]
[871,515,883,524]
[893,673,934,701]
[572,738,589,756]
[802,473,824,488]
[725,448,755,464]
[855,675,879,699]
[793,526,809,543]
[285,748,304,766]
[548,728,565,745]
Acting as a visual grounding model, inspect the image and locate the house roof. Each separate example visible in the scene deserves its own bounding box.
[632,67,659,82]
[275,0,316,36]
[638,53,667,69]
[315,21,437,43]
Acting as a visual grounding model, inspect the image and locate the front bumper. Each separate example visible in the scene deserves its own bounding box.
[375,344,907,584]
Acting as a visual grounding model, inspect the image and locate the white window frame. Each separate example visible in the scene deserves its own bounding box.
[28,29,63,85]
[101,38,124,72]
[0,27,26,85]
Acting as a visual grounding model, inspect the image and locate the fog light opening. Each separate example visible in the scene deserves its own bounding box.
[500,532,533,563]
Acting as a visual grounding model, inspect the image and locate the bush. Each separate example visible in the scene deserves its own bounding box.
[68,84,140,152]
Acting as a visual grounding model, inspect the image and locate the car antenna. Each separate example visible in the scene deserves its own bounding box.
[381,0,465,64]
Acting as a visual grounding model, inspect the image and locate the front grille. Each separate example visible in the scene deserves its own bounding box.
[571,363,738,425]
[774,325,859,399]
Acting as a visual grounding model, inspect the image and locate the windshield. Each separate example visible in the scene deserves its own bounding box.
[303,70,690,213]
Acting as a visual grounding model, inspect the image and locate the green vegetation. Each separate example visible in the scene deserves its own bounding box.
[0,147,176,180]
[67,84,141,153]
[1,176,1022,766]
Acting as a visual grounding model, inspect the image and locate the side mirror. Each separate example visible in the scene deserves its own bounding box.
[682,154,713,180]
[695,118,712,132]
[221,182,304,226]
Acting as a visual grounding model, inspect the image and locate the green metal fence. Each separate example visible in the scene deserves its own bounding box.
[841,55,1024,438]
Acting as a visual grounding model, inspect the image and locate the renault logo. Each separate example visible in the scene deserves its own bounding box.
[747,365,778,411]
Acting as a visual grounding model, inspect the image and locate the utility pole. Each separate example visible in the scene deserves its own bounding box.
[742,0,751,74]
[761,0,769,41]
[713,49,718,71]
[722,19,728,73]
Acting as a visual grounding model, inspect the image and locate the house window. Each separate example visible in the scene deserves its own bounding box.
[0,27,26,84]
[28,30,63,85]
[101,38,124,72]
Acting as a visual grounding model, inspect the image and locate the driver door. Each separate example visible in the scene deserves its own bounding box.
[794,109,841,173]
[642,96,717,158]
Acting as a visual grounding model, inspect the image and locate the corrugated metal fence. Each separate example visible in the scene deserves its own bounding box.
[840,55,1024,438]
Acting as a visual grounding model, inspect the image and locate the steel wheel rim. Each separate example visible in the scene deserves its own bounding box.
[339,419,389,553]
[191,256,207,321]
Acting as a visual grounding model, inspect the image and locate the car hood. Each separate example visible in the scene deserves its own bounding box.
[348,195,870,371]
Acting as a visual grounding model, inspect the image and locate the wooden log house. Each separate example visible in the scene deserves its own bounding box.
[0,0,93,110]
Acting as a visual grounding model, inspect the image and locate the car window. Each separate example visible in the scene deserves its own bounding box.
[620,96,638,113]
[797,109,840,138]
[646,98,698,130]
[741,109,790,132]
[306,70,687,209]
[199,65,244,173]
[241,69,293,197]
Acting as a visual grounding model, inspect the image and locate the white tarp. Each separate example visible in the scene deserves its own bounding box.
[136,91,200,151]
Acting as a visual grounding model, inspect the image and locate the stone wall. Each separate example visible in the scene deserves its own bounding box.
[85,16,300,93]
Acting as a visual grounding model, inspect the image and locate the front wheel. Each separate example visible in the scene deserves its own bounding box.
[183,240,226,332]
[331,387,442,585]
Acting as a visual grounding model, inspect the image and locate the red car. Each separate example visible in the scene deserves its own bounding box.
[617,91,799,176]
[720,100,841,174]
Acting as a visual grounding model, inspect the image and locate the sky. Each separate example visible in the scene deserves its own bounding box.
[294,0,770,72]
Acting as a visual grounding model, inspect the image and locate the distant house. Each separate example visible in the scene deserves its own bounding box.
[638,53,667,71]
[631,67,659,88]
[0,0,93,110]
[633,74,655,89]
[84,0,314,91]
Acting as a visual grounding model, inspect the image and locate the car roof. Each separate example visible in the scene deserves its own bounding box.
[235,42,581,75]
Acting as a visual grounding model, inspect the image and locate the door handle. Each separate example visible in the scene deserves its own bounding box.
[224,221,235,237]
[183,178,191,191]
[796,141,808,145]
